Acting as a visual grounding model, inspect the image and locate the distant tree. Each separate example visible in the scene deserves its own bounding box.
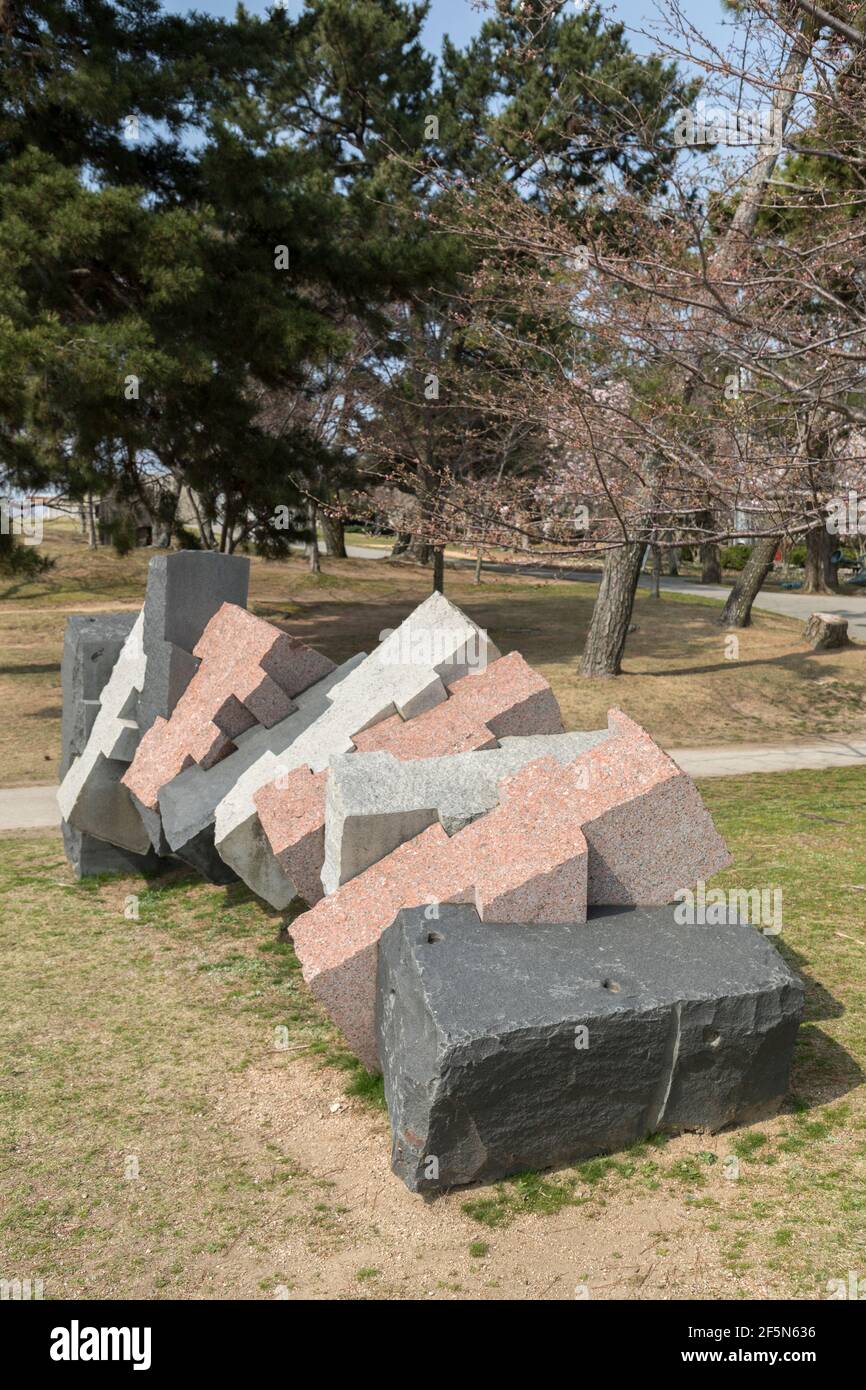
[0,1,419,553]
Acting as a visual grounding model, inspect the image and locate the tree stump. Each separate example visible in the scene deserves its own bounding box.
[803,612,849,650]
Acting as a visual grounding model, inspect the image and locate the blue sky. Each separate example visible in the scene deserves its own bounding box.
[160,1,732,63]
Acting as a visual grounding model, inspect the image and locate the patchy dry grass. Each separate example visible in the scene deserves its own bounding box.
[0,767,863,1300]
[1,523,865,786]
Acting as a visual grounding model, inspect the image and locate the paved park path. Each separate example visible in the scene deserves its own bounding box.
[4,730,866,833]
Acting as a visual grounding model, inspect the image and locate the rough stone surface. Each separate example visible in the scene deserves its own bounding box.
[136,552,249,739]
[353,698,498,762]
[291,758,590,1068]
[254,766,329,906]
[58,553,252,863]
[444,652,564,739]
[59,613,162,877]
[377,903,804,1192]
[322,730,611,894]
[157,654,364,884]
[122,603,334,810]
[352,651,561,759]
[57,613,152,854]
[568,709,731,905]
[248,651,568,908]
[213,595,501,903]
[803,611,849,651]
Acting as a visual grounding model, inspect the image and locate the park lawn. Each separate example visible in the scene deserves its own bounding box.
[1,523,865,786]
[0,766,864,1301]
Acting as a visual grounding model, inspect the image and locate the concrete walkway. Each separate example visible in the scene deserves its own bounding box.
[671,736,866,779]
[5,733,866,835]
[344,544,866,640]
[0,785,61,832]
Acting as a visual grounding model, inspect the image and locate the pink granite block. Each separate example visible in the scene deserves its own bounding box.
[291,757,589,1068]
[445,650,564,737]
[120,716,199,811]
[122,604,334,810]
[259,634,338,699]
[570,708,732,906]
[352,700,497,760]
[290,825,460,1067]
[252,653,563,896]
[254,766,328,906]
[458,758,589,922]
[351,651,562,759]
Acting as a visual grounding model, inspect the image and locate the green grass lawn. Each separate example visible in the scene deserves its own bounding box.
[1,767,864,1300]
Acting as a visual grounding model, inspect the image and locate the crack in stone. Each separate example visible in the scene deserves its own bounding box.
[650,1001,682,1131]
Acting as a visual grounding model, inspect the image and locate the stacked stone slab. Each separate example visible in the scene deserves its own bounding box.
[289,710,732,1068]
[253,650,567,910]
[121,603,335,873]
[320,730,611,895]
[56,559,800,1194]
[58,552,249,867]
[209,593,507,905]
[60,613,162,878]
[378,903,804,1192]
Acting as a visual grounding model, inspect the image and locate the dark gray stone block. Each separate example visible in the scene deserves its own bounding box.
[137,551,249,739]
[377,903,804,1193]
[60,613,163,878]
[171,822,238,885]
[131,551,249,856]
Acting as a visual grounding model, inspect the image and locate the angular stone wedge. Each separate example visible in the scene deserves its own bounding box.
[213,594,501,904]
[292,757,591,1069]
[377,903,804,1193]
[570,709,732,905]
[351,650,560,759]
[251,650,567,909]
[57,613,151,854]
[59,613,163,878]
[122,603,334,813]
[322,730,611,895]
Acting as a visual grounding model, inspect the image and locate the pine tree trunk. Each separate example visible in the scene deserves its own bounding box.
[389,531,411,559]
[184,487,217,549]
[802,524,838,594]
[320,509,347,558]
[666,546,679,576]
[718,535,778,627]
[700,542,722,584]
[474,548,483,584]
[579,542,643,677]
[306,500,321,574]
[199,513,216,550]
[432,546,444,593]
[86,493,98,549]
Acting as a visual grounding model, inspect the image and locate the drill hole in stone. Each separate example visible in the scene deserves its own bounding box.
[427,932,443,944]
[601,978,621,993]
[703,1027,722,1048]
